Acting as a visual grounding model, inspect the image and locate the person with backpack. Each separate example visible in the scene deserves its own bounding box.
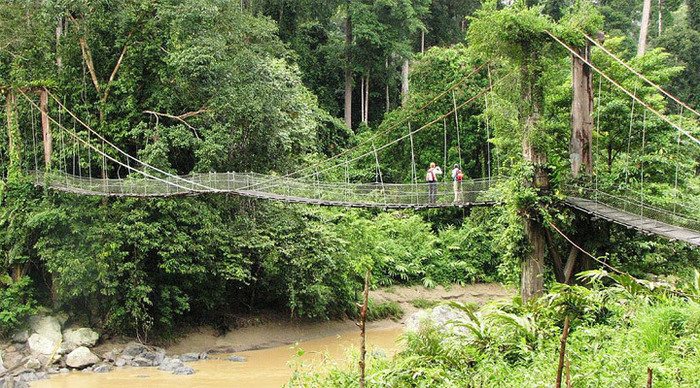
[426,162,442,204]
[451,164,464,202]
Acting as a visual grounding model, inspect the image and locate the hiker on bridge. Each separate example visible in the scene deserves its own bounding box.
[451,164,464,202]
[426,162,443,204]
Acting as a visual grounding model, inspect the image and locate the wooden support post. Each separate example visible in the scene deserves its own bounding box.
[555,316,571,388]
[40,89,52,169]
[358,270,370,388]
[570,42,594,177]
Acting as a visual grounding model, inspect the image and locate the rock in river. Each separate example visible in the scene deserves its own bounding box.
[66,347,100,369]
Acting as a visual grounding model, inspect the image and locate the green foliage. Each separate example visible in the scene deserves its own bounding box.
[0,276,36,337]
[410,298,440,309]
[297,284,700,387]
[365,299,404,321]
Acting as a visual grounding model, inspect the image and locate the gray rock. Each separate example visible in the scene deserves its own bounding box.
[92,363,113,373]
[11,331,29,344]
[47,367,60,375]
[28,316,62,342]
[405,305,470,336]
[198,352,208,360]
[27,333,60,357]
[130,357,153,367]
[16,371,45,382]
[172,365,195,375]
[65,346,100,369]
[1,353,27,371]
[115,355,132,367]
[23,358,41,371]
[157,357,184,373]
[122,342,148,357]
[177,353,200,362]
[101,350,118,363]
[62,328,99,349]
[227,355,246,362]
[59,368,69,374]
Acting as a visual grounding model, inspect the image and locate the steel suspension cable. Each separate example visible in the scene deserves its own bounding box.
[283,64,488,180]
[624,84,638,186]
[594,74,603,201]
[46,90,212,191]
[452,90,463,170]
[673,106,683,214]
[584,33,700,119]
[546,31,700,148]
[18,90,203,194]
[640,111,647,217]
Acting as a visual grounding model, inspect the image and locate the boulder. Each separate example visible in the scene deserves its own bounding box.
[11,331,29,344]
[1,352,27,371]
[227,355,246,362]
[28,316,62,342]
[65,347,100,369]
[27,334,60,357]
[177,353,200,362]
[59,368,69,374]
[115,355,132,367]
[122,342,148,357]
[23,358,41,371]
[172,365,195,376]
[157,358,184,373]
[405,305,470,336]
[130,357,153,367]
[62,328,99,349]
[93,363,113,373]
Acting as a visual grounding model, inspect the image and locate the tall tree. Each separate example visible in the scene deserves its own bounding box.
[638,0,653,55]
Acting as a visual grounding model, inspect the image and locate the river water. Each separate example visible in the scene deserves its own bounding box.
[33,326,404,388]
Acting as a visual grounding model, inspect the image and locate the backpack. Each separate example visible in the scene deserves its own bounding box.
[457,171,464,182]
[426,170,434,182]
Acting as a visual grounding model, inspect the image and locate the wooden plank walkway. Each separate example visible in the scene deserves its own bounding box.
[565,197,700,246]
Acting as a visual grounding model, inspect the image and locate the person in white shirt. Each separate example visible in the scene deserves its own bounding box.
[425,162,442,204]
[451,164,463,202]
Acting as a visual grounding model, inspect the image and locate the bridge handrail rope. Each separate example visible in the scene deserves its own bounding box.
[282,63,488,181]
[18,90,205,194]
[566,185,700,227]
[546,31,700,148]
[45,90,214,192]
[239,76,511,196]
[583,33,700,119]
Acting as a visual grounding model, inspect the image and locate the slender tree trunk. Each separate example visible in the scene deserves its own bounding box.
[555,316,571,388]
[401,59,410,105]
[40,89,52,169]
[344,6,353,129]
[5,90,20,178]
[385,58,390,112]
[360,75,365,124]
[421,30,425,53]
[638,0,652,56]
[358,270,370,388]
[56,16,63,69]
[658,0,663,36]
[520,50,549,302]
[570,43,594,177]
[364,74,370,123]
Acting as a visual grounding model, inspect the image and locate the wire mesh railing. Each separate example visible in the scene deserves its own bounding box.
[31,170,504,208]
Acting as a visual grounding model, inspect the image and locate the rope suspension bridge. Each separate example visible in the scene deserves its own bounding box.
[3,32,700,245]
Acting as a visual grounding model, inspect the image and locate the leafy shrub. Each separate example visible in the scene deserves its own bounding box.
[0,276,36,337]
[365,300,404,322]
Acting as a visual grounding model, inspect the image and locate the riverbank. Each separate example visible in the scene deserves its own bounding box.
[7,283,511,387]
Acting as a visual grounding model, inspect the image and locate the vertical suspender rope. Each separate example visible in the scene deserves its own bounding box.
[443,118,448,179]
[624,84,638,187]
[344,160,350,203]
[452,90,463,170]
[594,75,603,202]
[484,94,491,183]
[408,122,417,204]
[487,64,501,177]
[372,142,386,205]
[673,106,683,214]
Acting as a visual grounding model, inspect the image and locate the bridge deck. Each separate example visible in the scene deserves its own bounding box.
[565,197,700,246]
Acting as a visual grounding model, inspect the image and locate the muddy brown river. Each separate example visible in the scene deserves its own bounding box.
[33,326,404,388]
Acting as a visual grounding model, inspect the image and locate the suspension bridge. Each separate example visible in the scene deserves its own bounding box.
[3,31,700,246]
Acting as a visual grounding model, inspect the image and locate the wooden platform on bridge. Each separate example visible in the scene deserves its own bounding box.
[565,197,700,246]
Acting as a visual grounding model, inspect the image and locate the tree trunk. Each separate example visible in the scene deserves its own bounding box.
[638,0,652,56]
[56,16,63,69]
[364,74,370,123]
[421,30,425,53]
[358,270,370,388]
[40,89,52,169]
[401,59,410,105]
[570,43,594,177]
[520,50,549,302]
[658,0,663,36]
[5,90,20,178]
[385,58,390,112]
[344,7,353,129]
[555,316,571,388]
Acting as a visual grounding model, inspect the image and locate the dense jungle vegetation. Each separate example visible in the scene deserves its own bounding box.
[2,1,700,384]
